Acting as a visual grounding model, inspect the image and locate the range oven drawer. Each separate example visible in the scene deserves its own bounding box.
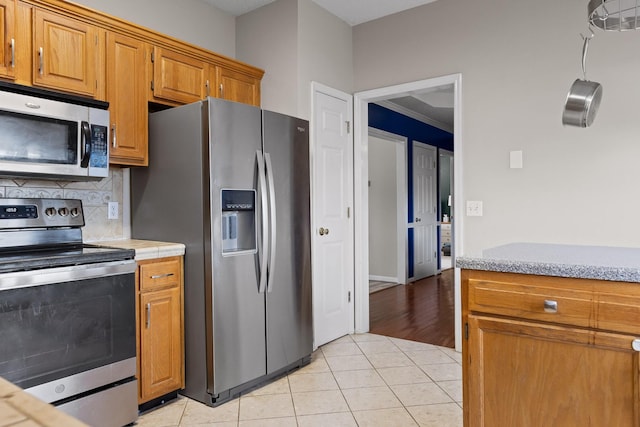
[57,377,138,427]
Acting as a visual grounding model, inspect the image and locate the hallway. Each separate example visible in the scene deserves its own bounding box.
[369,269,455,348]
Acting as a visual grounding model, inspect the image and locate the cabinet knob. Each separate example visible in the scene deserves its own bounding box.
[543,299,558,313]
[633,339,640,352]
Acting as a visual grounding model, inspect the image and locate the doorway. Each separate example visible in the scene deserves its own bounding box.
[354,74,463,351]
[367,128,407,290]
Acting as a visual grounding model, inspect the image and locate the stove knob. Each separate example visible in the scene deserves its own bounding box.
[70,207,80,217]
[45,207,56,217]
[58,207,69,217]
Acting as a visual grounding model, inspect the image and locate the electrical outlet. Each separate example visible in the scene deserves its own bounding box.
[108,202,119,220]
[466,201,483,217]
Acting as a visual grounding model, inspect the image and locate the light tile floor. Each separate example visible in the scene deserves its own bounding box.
[136,333,463,427]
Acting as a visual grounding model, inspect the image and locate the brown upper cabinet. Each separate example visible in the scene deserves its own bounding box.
[0,0,16,79]
[107,32,148,166]
[149,46,208,105]
[215,66,260,107]
[149,47,262,108]
[32,8,103,97]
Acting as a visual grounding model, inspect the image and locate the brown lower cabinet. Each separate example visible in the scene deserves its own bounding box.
[462,269,640,427]
[137,256,184,405]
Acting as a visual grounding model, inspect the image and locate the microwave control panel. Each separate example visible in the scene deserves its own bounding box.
[89,124,108,169]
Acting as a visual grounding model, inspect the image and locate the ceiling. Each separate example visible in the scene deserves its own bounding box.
[380,86,454,133]
[200,0,453,133]
[201,0,439,26]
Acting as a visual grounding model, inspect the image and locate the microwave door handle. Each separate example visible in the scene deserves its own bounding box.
[80,121,91,168]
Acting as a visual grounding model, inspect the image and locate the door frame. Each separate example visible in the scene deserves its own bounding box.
[353,73,464,351]
[367,127,408,285]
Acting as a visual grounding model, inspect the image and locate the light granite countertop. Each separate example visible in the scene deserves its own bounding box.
[456,243,640,283]
[97,239,185,261]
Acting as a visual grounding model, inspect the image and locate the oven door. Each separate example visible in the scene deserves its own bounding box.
[0,260,136,403]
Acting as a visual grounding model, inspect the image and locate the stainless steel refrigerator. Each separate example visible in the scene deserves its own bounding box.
[131,97,312,406]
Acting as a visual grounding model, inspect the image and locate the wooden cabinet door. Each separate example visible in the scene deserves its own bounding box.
[33,9,100,96]
[107,32,148,166]
[151,46,207,104]
[216,66,260,106]
[139,286,183,402]
[0,0,15,79]
[467,314,640,427]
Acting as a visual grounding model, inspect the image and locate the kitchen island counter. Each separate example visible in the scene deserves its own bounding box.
[460,243,640,426]
[97,239,185,261]
[0,377,88,427]
[456,242,640,283]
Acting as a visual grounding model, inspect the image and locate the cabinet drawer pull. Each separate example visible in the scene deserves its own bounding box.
[543,300,558,313]
[633,339,640,352]
[151,272,174,279]
[111,124,117,148]
[145,303,151,329]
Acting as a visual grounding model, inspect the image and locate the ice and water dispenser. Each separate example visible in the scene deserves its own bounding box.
[221,189,256,255]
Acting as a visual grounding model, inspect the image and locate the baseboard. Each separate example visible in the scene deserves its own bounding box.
[369,275,397,283]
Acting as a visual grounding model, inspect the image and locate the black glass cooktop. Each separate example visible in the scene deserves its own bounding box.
[0,244,135,273]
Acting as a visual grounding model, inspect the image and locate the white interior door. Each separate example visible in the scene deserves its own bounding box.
[412,142,437,280]
[311,83,354,347]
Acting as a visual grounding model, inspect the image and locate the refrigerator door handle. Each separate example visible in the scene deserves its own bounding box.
[264,152,277,293]
[256,150,269,294]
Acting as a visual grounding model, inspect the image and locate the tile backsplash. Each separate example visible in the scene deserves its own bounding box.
[0,168,127,242]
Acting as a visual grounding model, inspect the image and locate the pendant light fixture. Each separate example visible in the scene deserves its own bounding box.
[589,0,640,31]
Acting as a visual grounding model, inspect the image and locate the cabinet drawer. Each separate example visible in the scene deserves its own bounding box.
[597,283,640,335]
[468,278,594,328]
[139,258,181,292]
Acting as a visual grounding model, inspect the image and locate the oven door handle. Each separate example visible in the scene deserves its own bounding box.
[0,260,136,291]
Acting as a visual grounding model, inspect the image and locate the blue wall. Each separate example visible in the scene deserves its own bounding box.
[368,103,453,278]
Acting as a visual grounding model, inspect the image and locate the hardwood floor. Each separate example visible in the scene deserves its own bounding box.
[369,268,455,348]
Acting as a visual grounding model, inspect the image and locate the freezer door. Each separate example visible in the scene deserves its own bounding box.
[207,98,266,395]
[262,110,313,374]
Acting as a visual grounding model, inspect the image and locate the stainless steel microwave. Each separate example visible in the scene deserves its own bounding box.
[0,85,109,180]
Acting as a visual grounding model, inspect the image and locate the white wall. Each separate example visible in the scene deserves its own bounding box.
[354,0,640,256]
[297,0,353,119]
[237,0,353,119]
[71,0,236,57]
[236,0,299,116]
[368,136,398,279]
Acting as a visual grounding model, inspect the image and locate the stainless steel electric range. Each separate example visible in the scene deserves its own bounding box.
[0,198,138,427]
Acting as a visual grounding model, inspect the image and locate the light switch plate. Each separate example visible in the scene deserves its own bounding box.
[466,201,483,216]
[510,150,523,169]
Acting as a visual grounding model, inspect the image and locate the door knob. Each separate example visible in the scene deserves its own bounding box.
[319,227,330,236]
